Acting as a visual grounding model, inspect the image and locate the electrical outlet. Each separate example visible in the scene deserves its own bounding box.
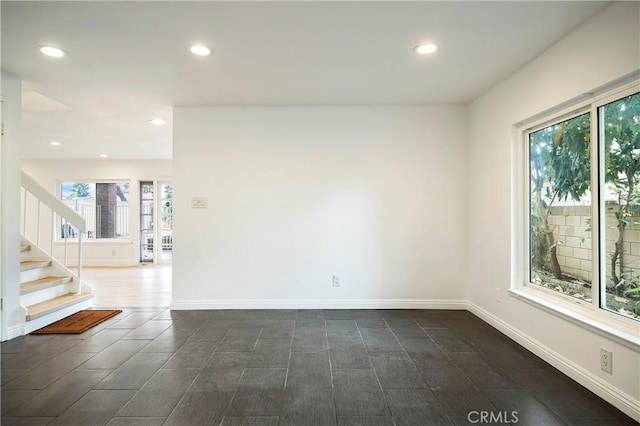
[600,348,613,374]
[332,275,340,287]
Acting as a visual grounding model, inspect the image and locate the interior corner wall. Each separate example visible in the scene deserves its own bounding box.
[21,159,172,266]
[467,1,640,417]
[1,72,24,340]
[173,105,467,308]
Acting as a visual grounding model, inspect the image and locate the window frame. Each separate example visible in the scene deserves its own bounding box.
[56,179,133,243]
[524,107,595,307]
[513,81,640,350]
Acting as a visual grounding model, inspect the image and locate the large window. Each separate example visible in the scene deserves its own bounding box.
[527,89,640,322]
[60,181,130,240]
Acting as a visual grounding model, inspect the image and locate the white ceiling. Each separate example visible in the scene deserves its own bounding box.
[2,1,609,160]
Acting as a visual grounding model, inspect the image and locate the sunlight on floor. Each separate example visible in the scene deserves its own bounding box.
[80,265,171,308]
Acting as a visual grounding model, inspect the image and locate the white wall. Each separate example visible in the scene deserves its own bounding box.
[173,106,467,307]
[1,72,26,340]
[21,159,172,266]
[467,1,640,417]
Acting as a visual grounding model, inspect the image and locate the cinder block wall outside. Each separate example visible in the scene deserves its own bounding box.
[549,205,640,286]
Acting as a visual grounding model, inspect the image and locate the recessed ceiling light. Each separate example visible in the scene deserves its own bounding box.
[150,118,166,125]
[38,45,66,58]
[414,43,438,55]
[49,141,61,146]
[190,45,211,56]
[99,154,108,158]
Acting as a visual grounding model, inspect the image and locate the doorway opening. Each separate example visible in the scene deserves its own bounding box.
[139,181,172,264]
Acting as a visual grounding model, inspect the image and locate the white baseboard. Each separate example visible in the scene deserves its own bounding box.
[170,298,468,310]
[467,302,640,422]
[5,324,25,341]
[69,260,140,267]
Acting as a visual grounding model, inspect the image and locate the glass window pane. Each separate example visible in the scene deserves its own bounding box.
[60,181,129,240]
[140,182,154,262]
[60,182,95,239]
[600,92,640,321]
[529,112,592,301]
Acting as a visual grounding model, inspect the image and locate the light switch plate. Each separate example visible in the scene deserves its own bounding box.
[191,197,208,208]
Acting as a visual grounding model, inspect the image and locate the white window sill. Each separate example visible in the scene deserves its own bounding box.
[509,288,640,351]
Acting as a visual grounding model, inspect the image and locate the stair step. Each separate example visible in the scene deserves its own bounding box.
[21,244,31,252]
[20,260,52,272]
[26,293,93,321]
[21,276,73,295]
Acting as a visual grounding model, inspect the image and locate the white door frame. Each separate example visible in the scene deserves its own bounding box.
[156,181,172,265]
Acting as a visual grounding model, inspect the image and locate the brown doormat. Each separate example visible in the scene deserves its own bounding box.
[30,310,122,334]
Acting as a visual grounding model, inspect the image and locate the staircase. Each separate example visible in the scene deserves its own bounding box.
[20,171,93,334]
[20,238,93,333]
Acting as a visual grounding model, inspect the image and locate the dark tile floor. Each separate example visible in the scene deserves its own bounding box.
[1,309,636,425]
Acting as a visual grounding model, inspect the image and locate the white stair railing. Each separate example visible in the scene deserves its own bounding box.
[21,171,86,294]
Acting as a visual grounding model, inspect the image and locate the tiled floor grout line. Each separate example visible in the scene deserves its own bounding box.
[278,318,299,426]
[325,318,334,388]
[401,314,490,424]
[354,317,393,421]
[212,318,267,426]
[162,319,216,425]
[323,318,339,426]
[24,332,113,417]
[421,325,484,394]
